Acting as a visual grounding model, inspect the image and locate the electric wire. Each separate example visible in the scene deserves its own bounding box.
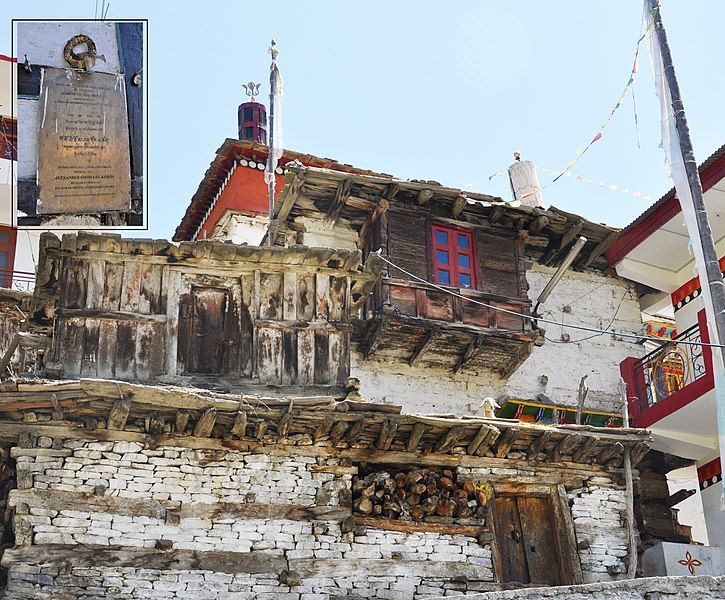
[375,253,725,350]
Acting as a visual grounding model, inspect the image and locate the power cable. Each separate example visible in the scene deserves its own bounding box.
[376,253,725,350]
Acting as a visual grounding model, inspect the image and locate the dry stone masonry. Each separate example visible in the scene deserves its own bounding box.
[0,433,638,599]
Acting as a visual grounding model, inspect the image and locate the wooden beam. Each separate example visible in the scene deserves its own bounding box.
[451,194,467,218]
[467,425,492,455]
[231,411,247,438]
[433,425,466,453]
[596,441,624,465]
[146,412,164,436]
[475,426,500,456]
[255,420,268,440]
[1,545,286,575]
[560,220,584,249]
[193,408,217,438]
[174,410,190,435]
[329,421,349,445]
[406,423,426,452]
[383,183,399,200]
[356,516,490,538]
[494,427,520,458]
[408,329,438,367]
[358,198,389,250]
[276,172,306,221]
[417,189,433,206]
[630,441,650,466]
[552,434,583,462]
[314,416,334,442]
[528,215,550,235]
[580,231,618,268]
[376,418,398,451]
[277,410,294,440]
[526,430,552,461]
[345,418,366,445]
[107,398,131,431]
[363,312,393,359]
[325,179,353,224]
[572,437,598,463]
[454,335,484,375]
[490,205,504,224]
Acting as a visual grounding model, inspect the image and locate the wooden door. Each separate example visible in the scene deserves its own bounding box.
[492,495,563,586]
[190,287,229,374]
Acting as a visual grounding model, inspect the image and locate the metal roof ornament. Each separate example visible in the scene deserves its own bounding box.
[242,82,261,102]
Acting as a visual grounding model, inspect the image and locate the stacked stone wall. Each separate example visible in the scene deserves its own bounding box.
[2,439,634,598]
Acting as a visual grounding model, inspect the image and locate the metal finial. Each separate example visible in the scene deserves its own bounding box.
[513,151,521,161]
[269,39,279,61]
[242,82,262,102]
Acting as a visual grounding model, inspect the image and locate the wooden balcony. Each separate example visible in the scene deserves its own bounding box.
[358,278,537,377]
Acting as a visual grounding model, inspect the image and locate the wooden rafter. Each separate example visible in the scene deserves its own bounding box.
[580,230,618,268]
[454,335,484,375]
[406,423,426,452]
[526,430,552,461]
[417,189,433,206]
[324,179,353,224]
[276,172,306,221]
[433,425,466,453]
[193,408,217,437]
[358,198,390,250]
[494,427,519,458]
[408,329,438,367]
[376,418,398,451]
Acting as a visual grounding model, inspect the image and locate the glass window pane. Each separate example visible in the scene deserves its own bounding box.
[435,230,448,245]
[437,269,450,284]
[458,253,470,268]
[457,234,469,249]
[459,273,472,288]
[0,252,7,269]
[436,250,449,265]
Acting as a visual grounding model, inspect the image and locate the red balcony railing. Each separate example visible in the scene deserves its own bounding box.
[0,270,36,293]
[620,309,713,428]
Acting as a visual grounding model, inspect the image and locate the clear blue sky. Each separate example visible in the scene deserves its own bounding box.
[4,1,724,238]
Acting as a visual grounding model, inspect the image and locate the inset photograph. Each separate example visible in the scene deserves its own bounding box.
[14,20,145,228]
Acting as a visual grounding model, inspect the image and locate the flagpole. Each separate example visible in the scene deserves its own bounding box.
[648,0,725,362]
[266,40,279,248]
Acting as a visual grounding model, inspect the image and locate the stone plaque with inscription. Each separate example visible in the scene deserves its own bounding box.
[37,67,131,214]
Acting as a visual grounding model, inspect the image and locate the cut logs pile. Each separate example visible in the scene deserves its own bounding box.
[352,467,489,522]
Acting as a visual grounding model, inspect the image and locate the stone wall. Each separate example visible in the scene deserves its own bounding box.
[4,439,503,599]
[352,267,642,416]
[461,575,725,599]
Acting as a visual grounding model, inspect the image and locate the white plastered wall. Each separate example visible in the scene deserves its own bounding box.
[352,266,644,416]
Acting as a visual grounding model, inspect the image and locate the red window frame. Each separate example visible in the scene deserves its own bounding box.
[430,223,476,288]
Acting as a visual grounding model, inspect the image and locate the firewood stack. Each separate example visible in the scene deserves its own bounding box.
[352,467,489,522]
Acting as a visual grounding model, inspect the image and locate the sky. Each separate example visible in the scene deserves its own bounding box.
[3,1,724,239]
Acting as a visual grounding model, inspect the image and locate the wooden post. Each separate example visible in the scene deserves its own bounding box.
[576,375,588,425]
[620,377,637,578]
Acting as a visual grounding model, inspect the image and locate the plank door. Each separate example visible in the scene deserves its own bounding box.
[492,495,563,586]
[190,287,229,374]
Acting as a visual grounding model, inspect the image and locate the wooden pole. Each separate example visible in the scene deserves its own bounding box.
[576,375,588,425]
[266,41,280,248]
[620,377,637,578]
[649,0,725,366]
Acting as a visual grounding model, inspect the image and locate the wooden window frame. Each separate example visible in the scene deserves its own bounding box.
[429,222,478,289]
[489,482,583,586]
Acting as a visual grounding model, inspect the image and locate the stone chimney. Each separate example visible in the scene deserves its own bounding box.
[508,152,544,208]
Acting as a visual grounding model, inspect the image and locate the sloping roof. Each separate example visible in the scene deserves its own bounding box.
[273,165,619,271]
[605,144,725,266]
[0,377,652,470]
[174,140,393,241]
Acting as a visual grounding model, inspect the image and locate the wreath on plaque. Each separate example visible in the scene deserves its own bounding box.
[63,34,99,70]
[652,347,688,401]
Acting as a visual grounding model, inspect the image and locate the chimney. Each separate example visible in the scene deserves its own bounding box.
[508,152,544,208]
[238,82,268,143]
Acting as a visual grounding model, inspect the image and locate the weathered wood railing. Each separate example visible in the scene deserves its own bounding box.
[377,278,532,334]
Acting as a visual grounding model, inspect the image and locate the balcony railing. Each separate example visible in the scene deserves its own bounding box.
[620,309,714,428]
[0,270,36,293]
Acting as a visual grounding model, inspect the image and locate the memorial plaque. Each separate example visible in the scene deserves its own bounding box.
[37,67,131,214]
